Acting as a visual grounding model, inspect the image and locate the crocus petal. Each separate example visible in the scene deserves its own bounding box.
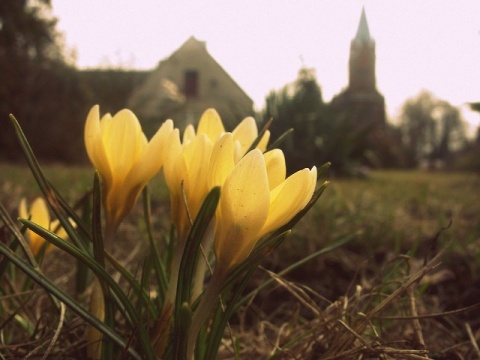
[232,117,258,156]
[19,198,28,220]
[126,119,174,189]
[214,150,270,272]
[163,130,188,230]
[19,197,53,255]
[163,129,210,240]
[257,130,270,152]
[85,106,173,232]
[116,120,173,231]
[104,110,146,229]
[197,109,225,142]
[261,167,317,235]
[29,235,45,257]
[264,149,286,190]
[51,219,68,240]
[85,106,112,187]
[183,124,196,144]
[84,105,100,167]
[163,128,183,187]
[208,133,236,189]
[102,109,147,182]
[30,197,50,228]
[182,134,213,217]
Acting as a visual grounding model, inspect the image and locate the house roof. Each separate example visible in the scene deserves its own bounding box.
[159,36,253,104]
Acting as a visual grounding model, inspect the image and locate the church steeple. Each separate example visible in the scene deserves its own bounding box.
[354,7,371,43]
[329,6,387,169]
[349,7,376,92]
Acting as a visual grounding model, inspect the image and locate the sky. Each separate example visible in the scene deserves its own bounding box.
[51,0,480,133]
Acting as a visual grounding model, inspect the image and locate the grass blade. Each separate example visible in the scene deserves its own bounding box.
[142,187,168,307]
[175,187,220,312]
[17,218,156,359]
[0,241,141,360]
[91,172,114,359]
[8,114,88,254]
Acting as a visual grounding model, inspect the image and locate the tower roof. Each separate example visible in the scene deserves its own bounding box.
[354,7,371,43]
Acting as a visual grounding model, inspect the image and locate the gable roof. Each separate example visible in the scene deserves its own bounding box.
[160,36,252,103]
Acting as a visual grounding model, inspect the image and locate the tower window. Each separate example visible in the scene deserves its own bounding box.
[184,70,198,98]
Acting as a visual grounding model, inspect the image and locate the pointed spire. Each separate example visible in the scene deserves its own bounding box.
[354,7,371,43]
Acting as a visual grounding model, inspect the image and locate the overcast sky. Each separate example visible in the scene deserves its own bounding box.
[51,0,480,132]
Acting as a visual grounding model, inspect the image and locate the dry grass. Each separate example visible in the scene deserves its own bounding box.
[1,165,479,359]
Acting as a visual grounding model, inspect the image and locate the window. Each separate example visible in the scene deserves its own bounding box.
[184,70,198,98]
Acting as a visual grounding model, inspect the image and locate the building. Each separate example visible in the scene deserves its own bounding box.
[128,36,254,135]
[329,7,391,168]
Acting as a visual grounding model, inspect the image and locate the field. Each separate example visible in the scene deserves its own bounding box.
[1,163,480,359]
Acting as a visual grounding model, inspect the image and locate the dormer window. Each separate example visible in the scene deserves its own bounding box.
[184,70,198,98]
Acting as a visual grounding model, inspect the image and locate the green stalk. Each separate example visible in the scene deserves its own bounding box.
[175,187,220,312]
[18,219,156,359]
[186,269,225,360]
[142,187,168,304]
[0,201,60,309]
[8,115,86,254]
[0,241,141,360]
[91,173,114,359]
[0,202,37,268]
[169,187,220,359]
[266,128,294,151]
[191,224,214,303]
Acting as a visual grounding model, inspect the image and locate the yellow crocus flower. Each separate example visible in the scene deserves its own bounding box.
[207,133,237,189]
[164,108,269,241]
[163,129,213,242]
[213,150,270,273]
[187,147,316,358]
[18,197,69,256]
[263,148,286,190]
[195,108,269,156]
[232,116,270,158]
[213,149,317,275]
[84,105,174,232]
[196,108,225,142]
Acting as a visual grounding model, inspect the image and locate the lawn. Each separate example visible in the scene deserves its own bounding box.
[1,163,480,358]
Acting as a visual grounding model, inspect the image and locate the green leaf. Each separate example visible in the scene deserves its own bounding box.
[8,114,89,255]
[173,302,192,360]
[0,201,37,267]
[142,187,168,308]
[0,241,142,360]
[104,251,157,318]
[0,201,60,309]
[17,218,156,359]
[173,187,220,359]
[175,187,220,313]
[200,231,289,360]
[246,117,273,153]
[316,161,331,178]
[91,173,114,359]
[266,128,294,151]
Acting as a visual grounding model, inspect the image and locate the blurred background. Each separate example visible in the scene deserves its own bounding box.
[1,0,479,174]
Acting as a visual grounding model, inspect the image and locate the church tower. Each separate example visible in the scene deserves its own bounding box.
[349,8,376,92]
[330,7,384,117]
[329,7,392,170]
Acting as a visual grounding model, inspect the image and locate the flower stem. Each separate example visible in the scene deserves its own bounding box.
[152,237,186,356]
[191,224,214,303]
[186,269,225,360]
